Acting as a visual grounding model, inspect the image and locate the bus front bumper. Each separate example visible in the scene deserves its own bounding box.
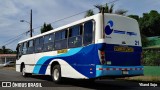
[96,65,143,77]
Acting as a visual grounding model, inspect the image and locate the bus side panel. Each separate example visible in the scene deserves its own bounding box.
[16,60,21,72]
[32,44,102,78]
[16,54,35,73]
[46,59,88,79]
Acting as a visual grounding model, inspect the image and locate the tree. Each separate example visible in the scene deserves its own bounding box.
[84,10,94,18]
[85,3,128,17]
[2,46,6,54]
[94,3,114,13]
[0,46,16,54]
[115,9,128,15]
[141,34,149,47]
[40,23,53,33]
[139,10,160,37]
[143,50,160,66]
[128,15,139,21]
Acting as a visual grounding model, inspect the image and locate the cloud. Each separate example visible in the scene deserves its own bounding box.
[0,0,105,50]
[1,0,160,50]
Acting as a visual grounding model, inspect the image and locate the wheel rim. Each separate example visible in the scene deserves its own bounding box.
[53,69,59,81]
[22,67,25,76]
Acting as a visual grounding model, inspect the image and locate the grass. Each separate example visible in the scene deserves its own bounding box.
[118,66,160,82]
[144,66,160,76]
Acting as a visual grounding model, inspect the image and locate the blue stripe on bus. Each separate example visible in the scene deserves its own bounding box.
[113,30,125,34]
[38,44,100,77]
[33,47,83,74]
[126,32,137,36]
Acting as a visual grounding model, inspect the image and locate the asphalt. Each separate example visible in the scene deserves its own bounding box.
[0,68,160,90]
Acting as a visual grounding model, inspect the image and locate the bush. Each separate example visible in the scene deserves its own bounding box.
[142,50,160,66]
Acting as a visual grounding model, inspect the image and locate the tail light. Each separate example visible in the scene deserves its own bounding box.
[99,50,105,64]
[99,50,111,65]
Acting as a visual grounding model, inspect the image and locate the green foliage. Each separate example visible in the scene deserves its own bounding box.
[129,10,160,47]
[85,10,94,18]
[115,9,128,15]
[40,23,53,33]
[98,3,114,13]
[141,34,149,47]
[85,3,127,17]
[139,10,160,37]
[143,50,160,66]
[128,15,139,21]
[0,46,16,54]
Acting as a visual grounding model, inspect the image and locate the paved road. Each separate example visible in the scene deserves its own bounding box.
[0,69,160,90]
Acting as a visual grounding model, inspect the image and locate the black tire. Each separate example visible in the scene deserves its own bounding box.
[51,65,61,83]
[22,65,31,77]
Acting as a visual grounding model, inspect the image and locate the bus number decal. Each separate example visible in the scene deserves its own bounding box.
[135,40,139,45]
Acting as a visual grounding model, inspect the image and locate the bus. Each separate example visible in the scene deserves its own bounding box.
[16,13,143,83]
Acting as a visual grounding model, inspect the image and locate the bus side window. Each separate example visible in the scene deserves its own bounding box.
[16,44,22,59]
[22,42,27,55]
[55,30,68,50]
[27,40,34,54]
[35,37,44,53]
[43,33,54,52]
[83,20,93,46]
[68,25,82,48]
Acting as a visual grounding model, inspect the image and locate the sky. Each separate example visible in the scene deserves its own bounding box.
[0,0,160,50]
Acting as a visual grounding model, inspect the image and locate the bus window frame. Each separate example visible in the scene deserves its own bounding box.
[82,20,95,46]
[22,42,28,55]
[54,29,68,50]
[34,36,44,53]
[16,43,22,60]
[68,24,83,48]
[43,33,55,52]
[27,40,34,54]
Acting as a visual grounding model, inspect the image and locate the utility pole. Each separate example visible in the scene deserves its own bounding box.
[20,9,33,37]
[30,9,32,37]
[102,7,105,38]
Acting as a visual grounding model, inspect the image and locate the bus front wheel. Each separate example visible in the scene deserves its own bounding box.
[22,65,31,77]
[51,65,61,83]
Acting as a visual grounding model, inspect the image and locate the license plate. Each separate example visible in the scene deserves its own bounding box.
[114,46,134,52]
[122,70,129,75]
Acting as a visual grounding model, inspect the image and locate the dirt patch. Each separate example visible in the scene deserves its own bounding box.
[0,66,16,71]
[118,76,160,82]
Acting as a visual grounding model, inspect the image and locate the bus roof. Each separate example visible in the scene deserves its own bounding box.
[18,13,136,44]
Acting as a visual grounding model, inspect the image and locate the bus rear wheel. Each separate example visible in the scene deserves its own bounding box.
[51,65,61,83]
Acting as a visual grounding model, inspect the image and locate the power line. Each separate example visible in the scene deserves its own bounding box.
[1,0,120,47]
[4,32,27,43]
[1,31,28,47]
[4,34,25,46]
[33,0,120,30]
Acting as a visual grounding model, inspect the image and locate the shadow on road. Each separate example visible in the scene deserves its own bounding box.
[28,75,134,89]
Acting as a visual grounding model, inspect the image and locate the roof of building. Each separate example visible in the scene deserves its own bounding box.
[144,36,160,49]
[0,54,16,57]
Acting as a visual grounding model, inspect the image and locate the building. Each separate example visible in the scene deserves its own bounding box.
[0,54,16,64]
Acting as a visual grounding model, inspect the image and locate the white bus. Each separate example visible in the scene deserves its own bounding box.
[16,13,143,83]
